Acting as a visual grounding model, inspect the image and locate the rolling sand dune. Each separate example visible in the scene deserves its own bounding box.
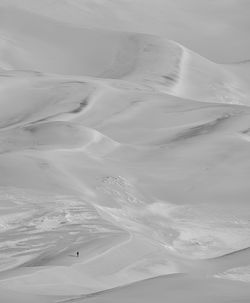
[1,0,250,62]
[0,121,120,155]
[0,6,249,104]
[0,1,250,303]
[70,274,250,303]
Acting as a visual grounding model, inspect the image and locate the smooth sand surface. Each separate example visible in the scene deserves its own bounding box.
[0,1,250,302]
[70,274,250,303]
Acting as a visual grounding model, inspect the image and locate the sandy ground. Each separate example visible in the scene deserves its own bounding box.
[0,1,250,302]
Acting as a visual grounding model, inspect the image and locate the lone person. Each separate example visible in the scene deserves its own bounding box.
[76,251,79,257]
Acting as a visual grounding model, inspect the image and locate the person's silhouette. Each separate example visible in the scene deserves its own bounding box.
[76,251,79,257]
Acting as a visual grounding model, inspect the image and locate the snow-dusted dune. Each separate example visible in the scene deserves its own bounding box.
[0,1,250,303]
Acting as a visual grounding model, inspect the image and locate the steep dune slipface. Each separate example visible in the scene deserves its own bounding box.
[1,0,250,62]
[0,7,142,77]
[0,1,250,303]
[0,72,97,129]
[0,7,249,104]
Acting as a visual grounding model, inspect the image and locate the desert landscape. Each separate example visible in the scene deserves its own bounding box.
[0,1,250,302]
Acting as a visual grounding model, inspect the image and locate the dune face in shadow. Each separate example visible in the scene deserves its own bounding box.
[0,1,250,303]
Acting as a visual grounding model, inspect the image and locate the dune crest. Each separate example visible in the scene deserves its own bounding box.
[0,6,249,104]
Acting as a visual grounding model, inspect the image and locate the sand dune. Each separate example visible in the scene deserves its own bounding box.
[0,1,250,303]
[0,6,249,104]
[0,121,120,155]
[71,274,250,303]
[2,0,250,62]
[0,72,98,129]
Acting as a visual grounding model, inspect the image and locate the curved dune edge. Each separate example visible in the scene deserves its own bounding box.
[0,6,249,105]
[0,121,120,156]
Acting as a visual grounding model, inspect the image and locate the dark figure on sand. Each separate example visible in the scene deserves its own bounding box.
[76,251,79,257]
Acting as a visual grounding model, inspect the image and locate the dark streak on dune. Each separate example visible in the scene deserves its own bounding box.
[175,116,228,139]
[162,74,177,84]
[69,98,89,114]
[230,59,250,65]
[26,97,90,126]
[0,115,33,130]
[158,114,233,146]
[210,246,250,261]
[0,74,13,78]
[241,128,250,134]
[163,104,246,116]
[28,116,53,125]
